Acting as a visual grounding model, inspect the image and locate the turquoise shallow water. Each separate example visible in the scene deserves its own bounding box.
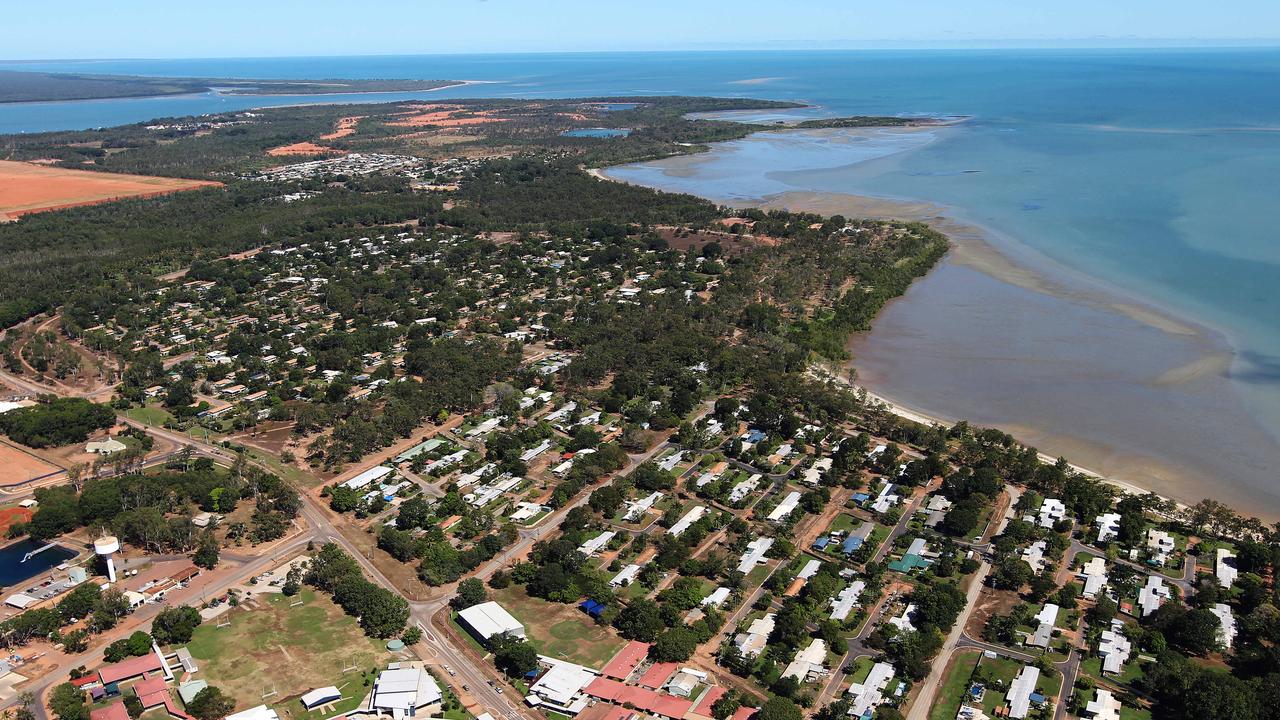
[5,50,1280,511]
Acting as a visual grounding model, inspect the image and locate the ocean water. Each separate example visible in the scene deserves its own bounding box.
[4,50,1280,511]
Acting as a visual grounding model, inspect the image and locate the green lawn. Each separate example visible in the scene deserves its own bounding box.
[124,405,175,426]
[827,514,858,535]
[928,650,980,720]
[185,589,390,715]
[1080,655,1147,687]
[489,586,626,669]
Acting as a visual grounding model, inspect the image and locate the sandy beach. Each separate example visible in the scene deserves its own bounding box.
[598,124,1280,519]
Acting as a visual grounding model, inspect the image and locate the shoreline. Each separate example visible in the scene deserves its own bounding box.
[0,78,487,108]
[591,125,1277,520]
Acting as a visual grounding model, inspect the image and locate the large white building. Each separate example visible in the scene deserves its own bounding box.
[456,601,526,643]
[370,664,443,719]
[527,658,597,715]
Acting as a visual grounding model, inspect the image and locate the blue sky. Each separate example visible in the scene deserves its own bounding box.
[7,0,1280,59]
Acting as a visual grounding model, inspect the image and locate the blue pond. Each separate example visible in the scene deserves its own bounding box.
[0,538,77,588]
[589,103,639,112]
[561,127,631,138]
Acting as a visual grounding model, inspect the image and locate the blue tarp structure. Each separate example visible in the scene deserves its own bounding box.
[580,599,605,618]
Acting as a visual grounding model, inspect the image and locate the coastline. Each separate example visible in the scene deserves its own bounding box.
[593,125,1280,519]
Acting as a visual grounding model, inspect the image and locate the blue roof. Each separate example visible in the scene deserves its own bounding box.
[745,430,767,443]
[842,536,864,553]
[1030,693,1046,703]
[812,537,830,549]
[852,493,870,503]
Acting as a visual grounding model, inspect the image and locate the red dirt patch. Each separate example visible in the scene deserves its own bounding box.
[0,507,34,535]
[0,160,221,220]
[320,116,365,140]
[388,106,509,129]
[266,142,344,157]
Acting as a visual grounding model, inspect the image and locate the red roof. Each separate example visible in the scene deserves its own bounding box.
[601,641,650,680]
[732,706,758,720]
[637,662,678,689]
[72,675,100,688]
[583,678,694,720]
[90,703,130,720]
[133,675,169,706]
[99,654,164,685]
[691,686,726,717]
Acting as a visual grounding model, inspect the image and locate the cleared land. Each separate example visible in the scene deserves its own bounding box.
[489,585,626,669]
[266,142,344,157]
[185,589,391,717]
[0,161,220,220]
[0,442,61,486]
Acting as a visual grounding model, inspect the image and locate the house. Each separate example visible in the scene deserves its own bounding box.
[370,663,443,718]
[736,538,773,574]
[1027,603,1058,648]
[90,703,130,720]
[86,438,128,455]
[611,564,642,587]
[1079,557,1109,599]
[829,581,865,622]
[1021,540,1047,574]
[527,658,597,715]
[1005,665,1041,719]
[665,669,703,698]
[1146,529,1176,565]
[801,457,832,486]
[842,522,874,555]
[456,601,526,644]
[888,538,931,573]
[701,587,731,608]
[1211,603,1237,650]
[846,662,895,720]
[1082,688,1122,720]
[728,475,761,504]
[921,495,953,528]
[887,604,916,633]
[668,506,707,537]
[767,492,801,522]
[1034,498,1067,529]
[734,615,774,657]
[1137,575,1170,617]
[1216,548,1238,588]
[623,492,663,522]
[578,531,616,557]
[1096,513,1121,543]
[781,638,827,682]
[870,483,900,515]
[343,465,393,491]
[1098,620,1132,675]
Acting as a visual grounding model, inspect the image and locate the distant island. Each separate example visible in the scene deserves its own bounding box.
[0,69,465,103]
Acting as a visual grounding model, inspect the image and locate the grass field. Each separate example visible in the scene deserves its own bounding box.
[0,160,220,220]
[928,650,980,720]
[123,405,175,427]
[490,585,626,669]
[185,589,391,717]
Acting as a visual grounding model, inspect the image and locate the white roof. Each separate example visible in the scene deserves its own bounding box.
[781,638,826,681]
[669,506,707,537]
[1084,689,1122,720]
[736,537,774,573]
[701,587,731,608]
[1211,603,1236,650]
[611,564,642,586]
[1098,621,1132,675]
[1138,575,1170,616]
[1006,665,1040,719]
[227,707,280,720]
[529,659,596,707]
[796,559,822,580]
[457,601,525,640]
[847,661,895,718]
[372,666,442,712]
[1216,548,1238,588]
[343,465,393,490]
[1033,603,1059,627]
[4,593,37,609]
[829,581,865,621]
[300,687,341,709]
[767,492,801,522]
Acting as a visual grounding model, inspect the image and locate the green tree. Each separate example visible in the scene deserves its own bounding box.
[151,605,202,645]
[452,578,488,610]
[193,531,219,570]
[188,686,236,720]
[756,696,803,720]
[49,683,87,720]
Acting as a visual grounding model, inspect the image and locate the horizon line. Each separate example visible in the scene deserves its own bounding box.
[5,40,1280,64]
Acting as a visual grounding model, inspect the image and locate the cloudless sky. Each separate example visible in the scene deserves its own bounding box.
[7,0,1280,60]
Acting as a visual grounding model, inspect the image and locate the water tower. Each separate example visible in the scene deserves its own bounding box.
[94,535,121,582]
